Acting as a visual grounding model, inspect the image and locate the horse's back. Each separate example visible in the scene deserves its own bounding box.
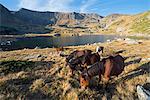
[111,55,125,76]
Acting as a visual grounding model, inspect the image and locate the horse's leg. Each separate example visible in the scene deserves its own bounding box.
[98,74,102,83]
[103,60,113,83]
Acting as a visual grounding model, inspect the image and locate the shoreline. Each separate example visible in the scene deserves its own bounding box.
[0,32,150,38]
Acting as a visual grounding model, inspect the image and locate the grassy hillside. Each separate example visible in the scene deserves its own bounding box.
[99,11,150,35]
[50,11,150,36]
[131,11,150,34]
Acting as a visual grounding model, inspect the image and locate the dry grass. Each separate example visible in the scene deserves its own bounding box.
[0,39,150,99]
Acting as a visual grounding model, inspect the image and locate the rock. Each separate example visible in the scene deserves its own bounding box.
[142,58,150,61]
[34,46,40,49]
[93,43,97,45]
[137,85,150,100]
[54,33,61,37]
[24,54,42,60]
[124,38,139,44]
[124,38,131,41]
[116,27,125,32]
[116,38,122,41]
[107,39,111,42]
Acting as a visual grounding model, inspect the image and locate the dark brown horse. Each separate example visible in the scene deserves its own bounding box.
[80,55,125,89]
[66,49,92,63]
[81,52,100,68]
[66,49,92,75]
[70,52,100,68]
[66,52,100,75]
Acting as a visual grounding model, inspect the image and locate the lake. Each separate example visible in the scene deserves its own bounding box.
[0,35,120,51]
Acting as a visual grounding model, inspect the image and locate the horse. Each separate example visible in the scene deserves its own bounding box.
[66,46,104,63]
[65,49,92,75]
[80,55,125,89]
[66,49,92,63]
[68,52,101,75]
[81,52,100,68]
[96,46,104,55]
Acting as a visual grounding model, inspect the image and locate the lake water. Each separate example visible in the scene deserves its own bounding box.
[0,35,120,51]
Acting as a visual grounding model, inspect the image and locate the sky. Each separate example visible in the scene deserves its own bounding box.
[0,0,150,16]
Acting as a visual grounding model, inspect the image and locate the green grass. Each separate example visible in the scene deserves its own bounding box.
[131,12,150,34]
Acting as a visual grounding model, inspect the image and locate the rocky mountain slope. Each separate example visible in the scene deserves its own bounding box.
[0,4,103,35]
[0,4,150,35]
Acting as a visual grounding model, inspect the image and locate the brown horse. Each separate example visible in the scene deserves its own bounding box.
[69,52,100,68]
[66,49,92,75]
[67,52,100,75]
[81,52,100,68]
[80,55,125,89]
[66,49,92,63]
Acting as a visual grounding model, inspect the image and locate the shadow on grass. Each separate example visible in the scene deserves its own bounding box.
[125,58,142,66]
[120,61,150,82]
[0,60,56,99]
[87,62,150,99]
[108,61,150,99]
[0,60,54,75]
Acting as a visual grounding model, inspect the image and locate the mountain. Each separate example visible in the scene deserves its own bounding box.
[0,4,26,34]
[0,4,103,35]
[99,11,150,34]
[0,4,149,35]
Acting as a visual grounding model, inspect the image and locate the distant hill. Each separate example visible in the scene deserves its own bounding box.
[0,4,149,35]
[0,4,103,35]
[99,11,150,34]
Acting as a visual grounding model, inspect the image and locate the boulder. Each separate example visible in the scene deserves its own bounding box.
[54,33,61,37]
[24,54,42,60]
[124,38,139,44]
[137,85,150,100]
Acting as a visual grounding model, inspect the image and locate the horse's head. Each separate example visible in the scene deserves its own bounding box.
[80,71,90,89]
[96,46,104,54]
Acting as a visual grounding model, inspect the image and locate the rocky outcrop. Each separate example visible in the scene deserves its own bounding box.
[0,4,103,35]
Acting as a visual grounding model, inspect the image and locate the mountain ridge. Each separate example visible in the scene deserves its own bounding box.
[0,4,150,35]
